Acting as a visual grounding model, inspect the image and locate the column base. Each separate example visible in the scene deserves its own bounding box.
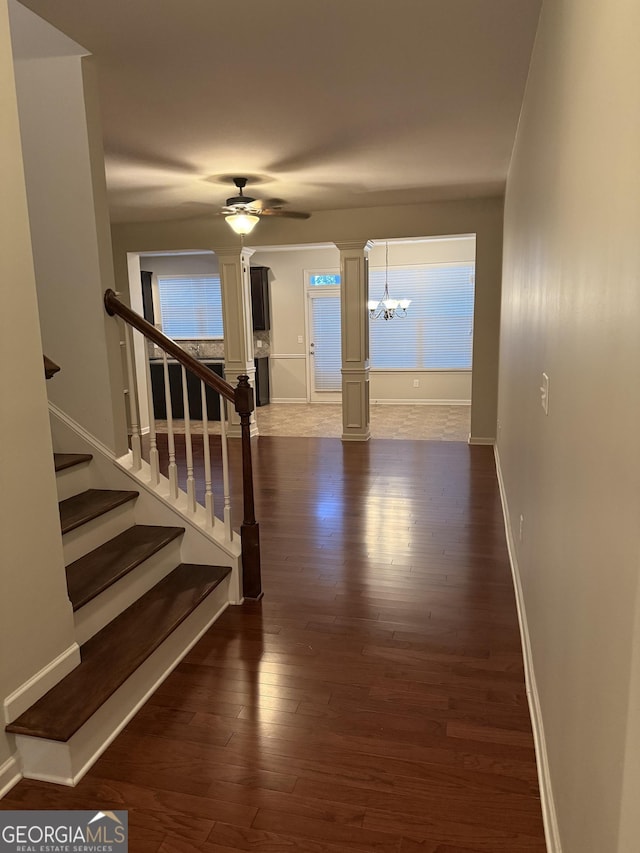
[341,431,371,442]
[341,367,370,442]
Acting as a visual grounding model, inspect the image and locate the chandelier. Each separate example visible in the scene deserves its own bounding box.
[368,241,411,320]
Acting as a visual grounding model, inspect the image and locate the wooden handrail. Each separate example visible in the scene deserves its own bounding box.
[104,288,237,404]
[104,287,262,599]
[44,355,60,380]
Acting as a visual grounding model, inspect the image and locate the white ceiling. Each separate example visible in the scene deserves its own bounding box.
[16,0,541,224]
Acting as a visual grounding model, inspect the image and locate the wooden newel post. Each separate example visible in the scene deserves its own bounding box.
[234,375,262,600]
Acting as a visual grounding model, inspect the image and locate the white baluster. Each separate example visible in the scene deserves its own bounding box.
[163,352,178,499]
[220,396,233,542]
[201,380,215,528]
[144,352,160,485]
[124,324,142,470]
[181,366,196,513]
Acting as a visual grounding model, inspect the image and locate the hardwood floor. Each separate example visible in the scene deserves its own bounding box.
[2,437,546,853]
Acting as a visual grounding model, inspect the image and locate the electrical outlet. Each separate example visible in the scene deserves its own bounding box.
[297,335,303,344]
[540,373,549,415]
[413,379,420,388]
[519,514,524,542]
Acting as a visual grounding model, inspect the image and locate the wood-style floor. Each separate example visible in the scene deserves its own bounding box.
[2,437,546,853]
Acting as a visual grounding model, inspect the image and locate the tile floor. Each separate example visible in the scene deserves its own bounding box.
[155,402,470,441]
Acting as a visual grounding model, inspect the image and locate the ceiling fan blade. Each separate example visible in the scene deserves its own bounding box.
[260,209,311,219]
[215,178,311,221]
[255,197,287,209]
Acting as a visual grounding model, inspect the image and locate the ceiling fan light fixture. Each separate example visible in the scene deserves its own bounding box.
[225,211,259,235]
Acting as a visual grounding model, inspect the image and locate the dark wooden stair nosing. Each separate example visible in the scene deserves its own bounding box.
[54,453,93,473]
[66,524,186,611]
[59,489,139,535]
[7,563,231,743]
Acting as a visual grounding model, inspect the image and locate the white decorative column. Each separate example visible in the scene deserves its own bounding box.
[213,246,258,438]
[336,240,373,442]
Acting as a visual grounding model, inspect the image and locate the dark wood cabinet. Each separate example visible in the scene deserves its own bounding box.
[250,266,270,331]
[141,270,154,324]
[254,357,270,407]
[150,361,224,421]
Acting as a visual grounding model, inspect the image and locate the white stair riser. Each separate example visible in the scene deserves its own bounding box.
[15,578,230,786]
[62,503,136,566]
[55,464,91,502]
[74,538,184,644]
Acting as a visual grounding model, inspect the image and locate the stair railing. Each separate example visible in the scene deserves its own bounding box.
[104,288,261,599]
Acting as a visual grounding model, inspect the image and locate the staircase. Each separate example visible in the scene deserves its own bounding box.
[7,452,232,785]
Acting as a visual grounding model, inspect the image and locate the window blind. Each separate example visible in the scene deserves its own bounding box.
[369,263,474,369]
[157,275,223,339]
[311,295,342,391]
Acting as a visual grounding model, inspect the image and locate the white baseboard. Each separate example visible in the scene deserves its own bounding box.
[468,435,495,445]
[0,754,21,799]
[3,643,81,724]
[371,399,471,406]
[494,445,561,853]
[264,398,471,407]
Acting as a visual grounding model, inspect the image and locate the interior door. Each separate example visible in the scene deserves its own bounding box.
[307,289,342,402]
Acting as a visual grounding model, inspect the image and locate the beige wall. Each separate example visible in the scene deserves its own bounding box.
[370,371,471,405]
[12,9,126,454]
[141,252,218,278]
[113,211,495,429]
[498,0,640,850]
[0,0,76,784]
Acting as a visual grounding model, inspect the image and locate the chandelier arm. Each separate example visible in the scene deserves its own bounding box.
[368,240,410,321]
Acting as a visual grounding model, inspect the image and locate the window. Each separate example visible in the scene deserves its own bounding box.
[157,275,223,339]
[369,263,474,369]
[309,273,341,287]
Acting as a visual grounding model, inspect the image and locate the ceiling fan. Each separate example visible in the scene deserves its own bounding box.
[220,177,311,235]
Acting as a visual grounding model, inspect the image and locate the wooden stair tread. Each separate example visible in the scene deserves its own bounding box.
[54,453,93,472]
[7,564,231,742]
[66,525,186,611]
[59,489,138,534]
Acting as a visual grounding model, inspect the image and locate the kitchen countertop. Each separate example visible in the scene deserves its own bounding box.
[148,354,269,363]
[148,357,224,364]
